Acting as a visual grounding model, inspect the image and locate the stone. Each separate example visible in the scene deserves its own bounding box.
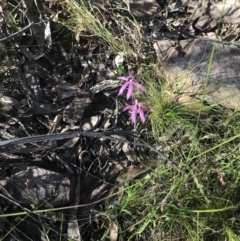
[153,38,240,109]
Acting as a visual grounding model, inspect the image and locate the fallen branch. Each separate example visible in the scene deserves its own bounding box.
[0,21,47,42]
[0,130,170,162]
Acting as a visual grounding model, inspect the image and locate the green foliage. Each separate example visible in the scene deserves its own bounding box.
[116,65,126,76]
[115,139,240,240]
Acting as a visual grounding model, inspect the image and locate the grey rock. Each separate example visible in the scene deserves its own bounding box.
[154,38,240,109]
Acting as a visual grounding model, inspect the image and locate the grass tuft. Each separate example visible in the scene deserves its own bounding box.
[55,0,142,59]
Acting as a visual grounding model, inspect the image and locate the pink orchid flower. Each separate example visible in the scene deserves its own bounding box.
[117,74,144,100]
[123,99,152,124]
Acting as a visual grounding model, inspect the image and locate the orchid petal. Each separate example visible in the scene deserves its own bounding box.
[118,82,129,96]
[131,107,137,123]
[128,74,135,80]
[117,74,135,81]
[123,105,133,112]
[126,82,133,100]
[133,82,145,91]
[117,76,130,81]
[138,108,146,123]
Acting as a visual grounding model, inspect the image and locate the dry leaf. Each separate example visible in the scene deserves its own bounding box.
[63,97,91,124]
[6,166,70,206]
[122,143,136,162]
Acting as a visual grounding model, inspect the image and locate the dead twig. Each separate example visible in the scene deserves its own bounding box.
[0,130,171,163]
[0,130,136,148]
[0,21,47,43]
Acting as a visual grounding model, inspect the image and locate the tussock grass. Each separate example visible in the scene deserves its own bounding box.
[55,0,142,59]
[138,64,196,138]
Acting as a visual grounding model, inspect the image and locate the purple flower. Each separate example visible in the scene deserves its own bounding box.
[123,99,152,124]
[117,74,144,100]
